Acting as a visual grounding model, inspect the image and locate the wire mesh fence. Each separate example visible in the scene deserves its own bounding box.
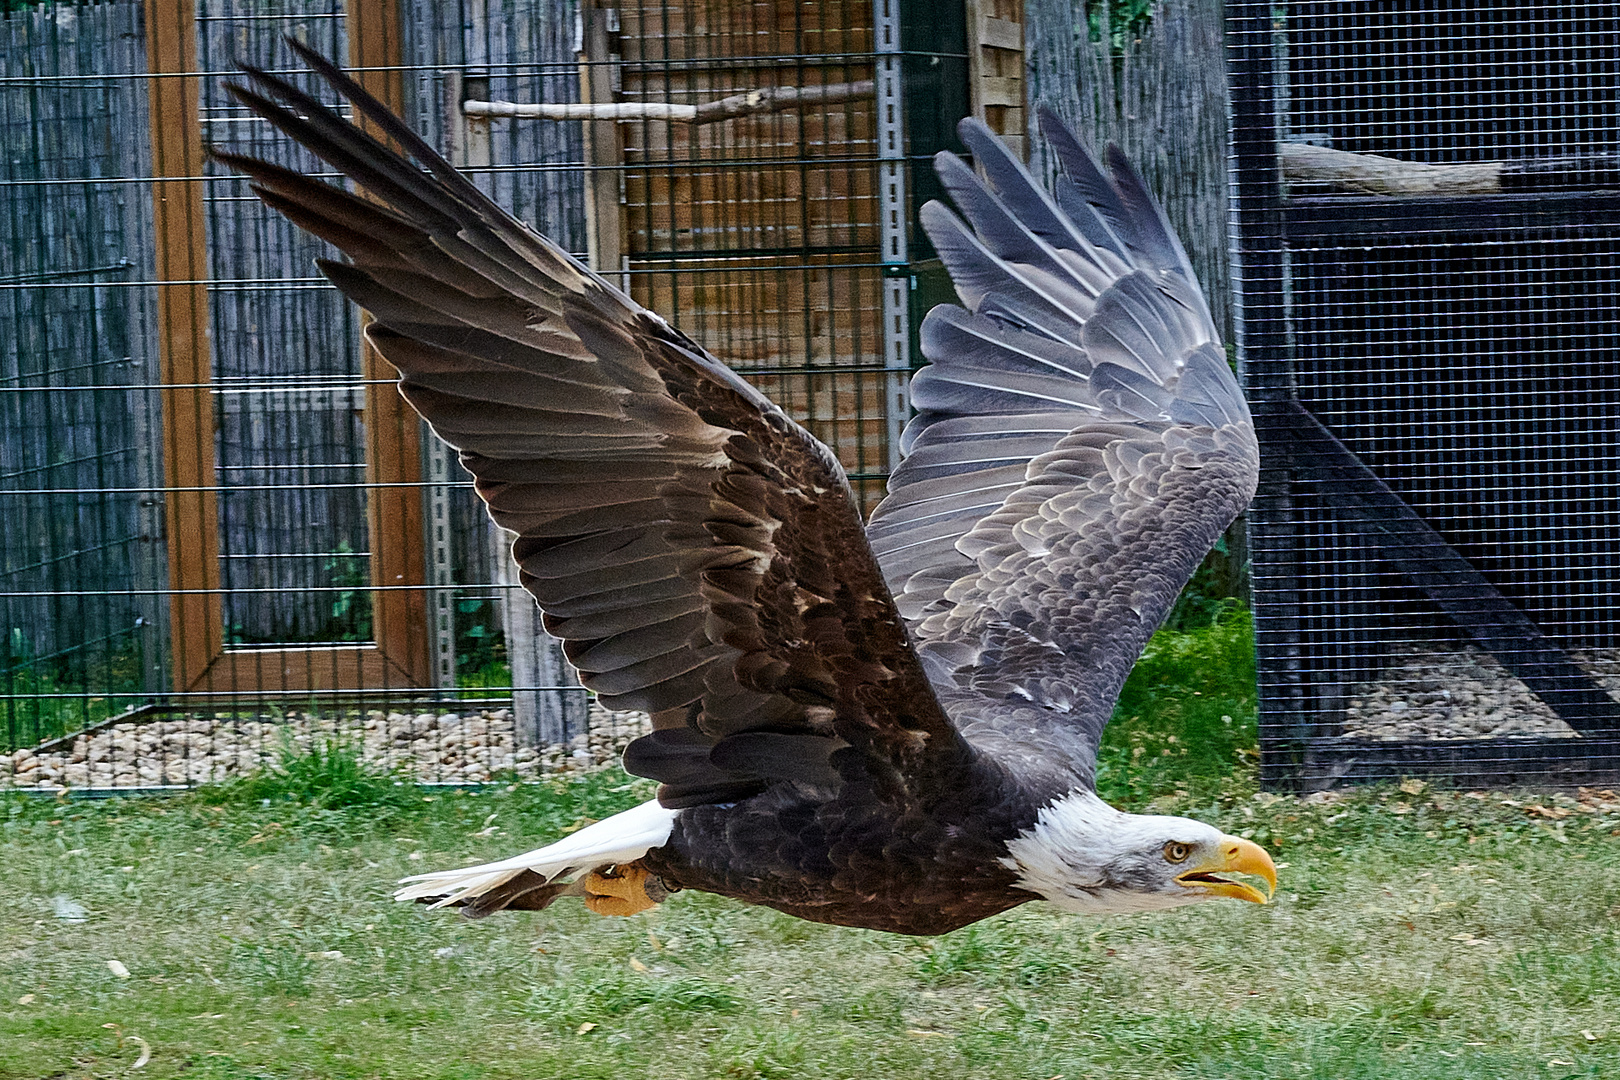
[1230,1,1620,790]
[0,0,962,791]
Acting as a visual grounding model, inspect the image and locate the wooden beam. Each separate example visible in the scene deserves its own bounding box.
[1277,401,1620,736]
[210,646,416,695]
[464,81,876,125]
[143,0,222,692]
[348,0,431,688]
[1299,734,1620,791]
[1281,141,1620,197]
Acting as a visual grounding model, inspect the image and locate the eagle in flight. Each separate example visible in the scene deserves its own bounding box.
[221,43,1273,936]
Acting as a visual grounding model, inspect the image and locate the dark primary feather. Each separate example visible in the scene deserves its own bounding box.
[866,110,1257,780]
[218,40,965,811]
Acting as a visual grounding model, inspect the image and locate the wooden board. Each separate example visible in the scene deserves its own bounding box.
[965,0,1025,158]
[144,0,223,692]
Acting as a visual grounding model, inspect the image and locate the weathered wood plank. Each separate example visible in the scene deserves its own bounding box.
[966,0,1025,154]
[980,15,1022,51]
[580,0,624,277]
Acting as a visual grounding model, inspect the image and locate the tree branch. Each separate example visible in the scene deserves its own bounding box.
[463,81,876,126]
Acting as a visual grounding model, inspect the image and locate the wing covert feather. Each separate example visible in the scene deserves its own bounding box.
[868,109,1257,782]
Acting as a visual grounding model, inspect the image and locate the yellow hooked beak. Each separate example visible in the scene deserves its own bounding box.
[1174,835,1277,904]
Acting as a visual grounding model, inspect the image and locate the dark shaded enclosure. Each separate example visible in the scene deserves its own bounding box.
[1231,0,1620,789]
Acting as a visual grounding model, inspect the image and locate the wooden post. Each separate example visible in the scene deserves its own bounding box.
[143,0,222,693]
[579,0,624,279]
[348,0,431,688]
[490,527,586,748]
[964,0,1026,158]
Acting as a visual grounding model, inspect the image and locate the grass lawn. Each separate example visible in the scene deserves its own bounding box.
[4,615,1620,1080]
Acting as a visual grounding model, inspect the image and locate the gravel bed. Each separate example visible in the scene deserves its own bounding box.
[0,701,651,792]
[1341,643,1620,740]
[12,640,1616,782]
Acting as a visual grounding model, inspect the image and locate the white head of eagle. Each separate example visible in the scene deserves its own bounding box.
[1001,791,1277,914]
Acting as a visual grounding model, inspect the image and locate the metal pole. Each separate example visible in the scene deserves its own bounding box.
[875,0,910,476]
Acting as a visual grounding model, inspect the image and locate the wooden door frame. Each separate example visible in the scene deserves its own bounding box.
[144,0,430,698]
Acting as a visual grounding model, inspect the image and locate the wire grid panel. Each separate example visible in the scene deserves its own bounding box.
[0,0,942,792]
[1,1,167,762]
[616,0,894,511]
[1230,0,1620,790]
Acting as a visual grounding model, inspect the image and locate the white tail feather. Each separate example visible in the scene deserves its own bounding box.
[393,798,678,909]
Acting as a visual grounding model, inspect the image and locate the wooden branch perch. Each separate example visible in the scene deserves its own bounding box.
[464,81,875,125]
[1281,141,1620,197]
[1281,142,1502,196]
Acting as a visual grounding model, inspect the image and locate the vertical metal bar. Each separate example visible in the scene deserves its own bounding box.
[425,431,456,691]
[875,0,909,476]
[430,64,494,697]
[1228,0,1301,789]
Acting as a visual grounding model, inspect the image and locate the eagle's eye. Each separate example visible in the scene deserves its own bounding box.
[1163,841,1193,863]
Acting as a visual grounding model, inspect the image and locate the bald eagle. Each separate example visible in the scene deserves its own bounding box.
[221,44,1273,936]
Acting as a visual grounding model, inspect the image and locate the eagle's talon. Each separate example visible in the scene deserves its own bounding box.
[583,864,659,916]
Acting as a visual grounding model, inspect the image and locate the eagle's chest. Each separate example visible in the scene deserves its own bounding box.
[639,788,1039,935]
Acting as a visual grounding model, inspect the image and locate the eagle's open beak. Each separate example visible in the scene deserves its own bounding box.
[1175,836,1277,904]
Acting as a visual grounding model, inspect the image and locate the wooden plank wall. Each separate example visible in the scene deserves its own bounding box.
[615,0,893,510]
[1023,0,1231,341]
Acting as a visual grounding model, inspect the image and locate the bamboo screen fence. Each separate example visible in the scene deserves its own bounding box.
[0,0,970,790]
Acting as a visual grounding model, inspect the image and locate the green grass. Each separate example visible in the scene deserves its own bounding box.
[2,628,146,753]
[4,614,1620,1079]
[1099,603,1259,805]
[196,734,420,814]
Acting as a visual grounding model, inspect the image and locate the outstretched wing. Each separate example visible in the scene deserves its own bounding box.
[221,43,965,809]
[867,110,1257,775]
